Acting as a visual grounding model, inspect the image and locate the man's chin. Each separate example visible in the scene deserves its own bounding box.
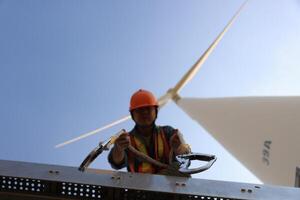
[137,122,154,128]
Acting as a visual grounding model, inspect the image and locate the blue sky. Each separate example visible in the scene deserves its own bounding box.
[1,0,300,184]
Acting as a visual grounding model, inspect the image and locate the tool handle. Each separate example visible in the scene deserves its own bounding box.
[176,153,217,174]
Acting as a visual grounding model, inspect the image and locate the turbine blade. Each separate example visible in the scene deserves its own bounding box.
[177,96,300,186]
[172,0,249,95]
[157,90,173,107]
[55,115,131,148]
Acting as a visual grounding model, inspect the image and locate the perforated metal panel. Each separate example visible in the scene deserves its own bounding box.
[59,182,104,199]
[117,189,234,200]
[0,175,112,200]
[1,160,300,200]
[0,175,236,200]
[1,176,46,193]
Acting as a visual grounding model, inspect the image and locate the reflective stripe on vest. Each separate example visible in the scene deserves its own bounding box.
[128,127,170,173]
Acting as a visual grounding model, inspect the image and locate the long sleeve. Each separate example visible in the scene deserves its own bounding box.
[107,148,128,170]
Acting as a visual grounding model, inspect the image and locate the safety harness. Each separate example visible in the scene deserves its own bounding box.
[128,127,170,173]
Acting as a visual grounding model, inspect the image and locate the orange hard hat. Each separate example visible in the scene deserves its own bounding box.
[129,89,158,111]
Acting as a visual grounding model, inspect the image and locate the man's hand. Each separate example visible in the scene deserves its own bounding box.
[114,132,130,152]
[112,132,130,164]
[170,133,191,155]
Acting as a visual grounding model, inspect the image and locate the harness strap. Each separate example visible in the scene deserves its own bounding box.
[128,145,168,168]
[128,127,172,173]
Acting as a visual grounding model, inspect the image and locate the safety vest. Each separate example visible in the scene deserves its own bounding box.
[128,127,171,173]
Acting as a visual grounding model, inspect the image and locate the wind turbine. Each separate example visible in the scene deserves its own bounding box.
[55,0,300,187]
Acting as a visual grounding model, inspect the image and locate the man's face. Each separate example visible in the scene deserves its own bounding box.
[132,106,157,127]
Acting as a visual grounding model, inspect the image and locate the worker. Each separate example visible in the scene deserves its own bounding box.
[108,89,191,175]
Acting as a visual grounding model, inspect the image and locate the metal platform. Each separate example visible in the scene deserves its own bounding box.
[0,160,299,200]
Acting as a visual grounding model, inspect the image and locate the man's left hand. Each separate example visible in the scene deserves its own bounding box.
[170,133,191,155]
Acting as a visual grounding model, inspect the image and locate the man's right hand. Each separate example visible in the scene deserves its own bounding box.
[112,132,130,164]
[114,132,130,152]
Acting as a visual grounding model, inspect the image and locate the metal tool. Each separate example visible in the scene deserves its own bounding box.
[176,153,217,174]
[78,129,125,172]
